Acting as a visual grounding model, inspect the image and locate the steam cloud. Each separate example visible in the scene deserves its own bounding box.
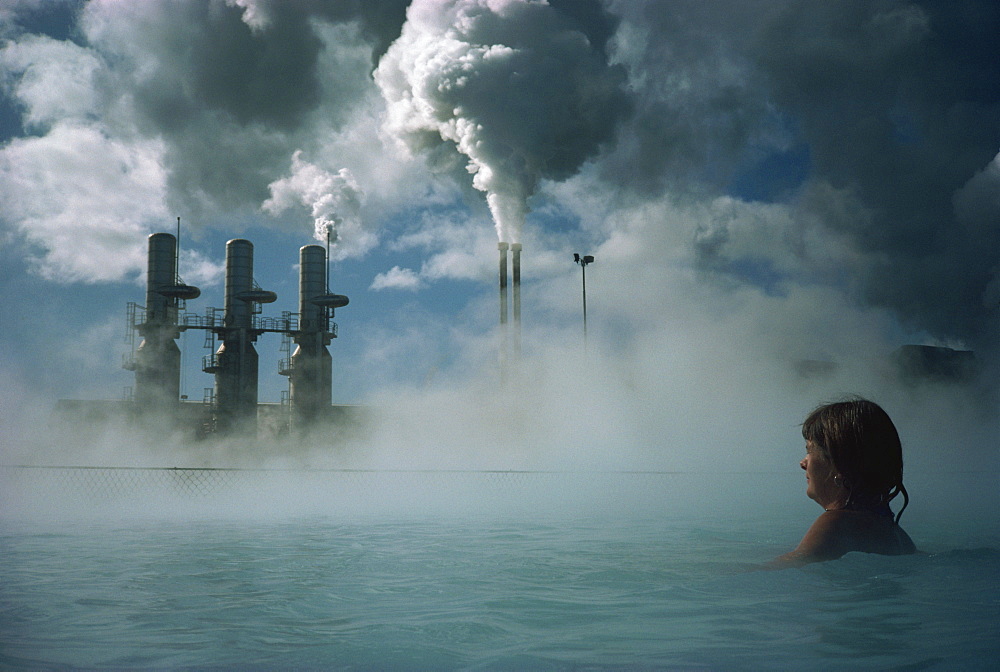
[263,151,369,260]
[602,0,1000,351]
[1,0,996,354]
[0,0,999,467]
[0,0,406,281]
[374,0,630,242]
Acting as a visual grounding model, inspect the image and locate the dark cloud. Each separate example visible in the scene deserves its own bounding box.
[0,0,85,42]
[183,3,324,129]
[78,0,410,213]
[2,0,998,357]
[89,3,318,207]
[308,0,410,65]
[605,0,1000,350]
[599,1,781,197]
[754,0,1000,346]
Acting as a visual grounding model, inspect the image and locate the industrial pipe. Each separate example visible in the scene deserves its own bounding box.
[511,242,521,360]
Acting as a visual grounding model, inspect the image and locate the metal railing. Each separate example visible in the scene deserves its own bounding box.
[182,308,223,329]
[202,354,221,373]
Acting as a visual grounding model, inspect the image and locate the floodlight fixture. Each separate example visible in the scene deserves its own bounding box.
[573,252,595,348]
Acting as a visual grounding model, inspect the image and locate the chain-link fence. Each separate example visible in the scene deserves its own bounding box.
[2,466,252,499]
[0,466,688,518]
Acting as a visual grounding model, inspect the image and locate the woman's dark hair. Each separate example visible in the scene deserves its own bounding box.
[801,398,909,523]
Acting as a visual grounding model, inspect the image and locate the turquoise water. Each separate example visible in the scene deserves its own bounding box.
[2,470,998,670]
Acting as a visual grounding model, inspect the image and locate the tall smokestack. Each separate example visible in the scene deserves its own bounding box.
[214,239,275,434]
[498,242,509,377]
[133,232,199,415]
[511,243,521,360]
[498,242,509,327]
[290,244,348,433]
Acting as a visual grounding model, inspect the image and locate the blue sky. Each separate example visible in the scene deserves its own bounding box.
[2,0,999,472]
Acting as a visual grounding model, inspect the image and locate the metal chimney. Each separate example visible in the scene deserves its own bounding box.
[498,242,509,328]
[289,244,348,431]
[498,242,509,379]
[213,239,275,434]
[133,233,199,414]
[510,242,521,360]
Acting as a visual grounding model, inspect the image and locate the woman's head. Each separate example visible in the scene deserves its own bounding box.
[801,398,908,520]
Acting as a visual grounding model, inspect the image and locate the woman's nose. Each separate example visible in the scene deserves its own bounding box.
[799,458,807,470]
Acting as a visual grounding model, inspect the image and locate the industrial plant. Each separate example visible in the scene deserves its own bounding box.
[118,231,350,437]
[56,229,535,439]
[52,222,978,443]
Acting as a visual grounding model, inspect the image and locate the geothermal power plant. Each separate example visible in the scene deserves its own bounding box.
[122,232,349,436]
[76,230,527,437]
[116,232,526,435]
[62,227,978,440]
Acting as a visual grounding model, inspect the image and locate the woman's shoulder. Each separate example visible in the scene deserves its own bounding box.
[777,510,916,565]
[776,511,852,564]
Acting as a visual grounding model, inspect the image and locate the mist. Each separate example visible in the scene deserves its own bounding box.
[3,271,997,538]
[1,1,999,544]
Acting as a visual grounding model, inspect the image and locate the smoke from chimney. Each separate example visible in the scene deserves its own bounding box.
[375,0,630,244]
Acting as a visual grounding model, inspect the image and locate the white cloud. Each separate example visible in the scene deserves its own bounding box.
[262,150,373,260]
[370,265,423,291]
[178,248,225,288]
[224,0,272,31]
[0,123,169,282]
[0,35,104,131]
[954,151,1000,230]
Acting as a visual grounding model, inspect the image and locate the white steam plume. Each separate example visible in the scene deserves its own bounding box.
[375,0,629,243]
[262,150,370,259]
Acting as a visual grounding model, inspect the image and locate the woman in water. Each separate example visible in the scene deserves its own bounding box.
[776,398,916,565]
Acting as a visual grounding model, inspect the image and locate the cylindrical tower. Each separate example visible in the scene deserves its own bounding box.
[214,239,274,434]
[298,245,328,334]
[134,233,200,415]
[498,242,511,380]
[224,239,255,330]
[498,242,509,328]
[289,245,348,430]
[510,242,521,360]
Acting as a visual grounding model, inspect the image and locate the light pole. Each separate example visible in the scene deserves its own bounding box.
[573,253,594,347]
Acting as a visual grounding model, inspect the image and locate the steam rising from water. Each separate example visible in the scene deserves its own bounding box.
[1,0,998,546]
[3,323,997,539]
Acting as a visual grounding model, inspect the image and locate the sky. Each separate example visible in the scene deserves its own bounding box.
[1,0,999,475]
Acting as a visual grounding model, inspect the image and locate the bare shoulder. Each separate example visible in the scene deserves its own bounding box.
[774,510,917,566]
[774,512,851,565]
[797,511,854,559]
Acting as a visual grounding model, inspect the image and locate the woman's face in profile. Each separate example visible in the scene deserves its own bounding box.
[801,441,840,508]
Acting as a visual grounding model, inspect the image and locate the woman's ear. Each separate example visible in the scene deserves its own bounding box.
[833,474,851,489]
